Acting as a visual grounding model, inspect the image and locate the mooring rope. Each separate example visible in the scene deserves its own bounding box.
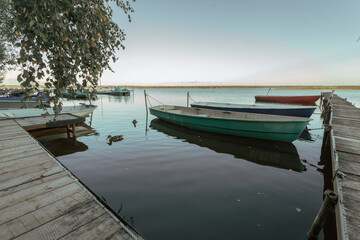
[188,94,197,103]
[146,93,165,107]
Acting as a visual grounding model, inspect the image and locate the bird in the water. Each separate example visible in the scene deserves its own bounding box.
[132,119,137,127]
[106,135,123,144]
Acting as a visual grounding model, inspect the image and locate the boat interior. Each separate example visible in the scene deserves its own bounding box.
[151,105,311,122]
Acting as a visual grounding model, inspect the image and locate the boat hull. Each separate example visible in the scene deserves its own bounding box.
[0,105,96,118]
[149,106,310,142]
[255,95,321,104]
[0,101,48,109]
[191,102,316,117]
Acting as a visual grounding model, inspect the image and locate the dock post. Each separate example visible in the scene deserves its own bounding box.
[144,90,148,115]
[187,92,190,107]
[307,190,338,240]
[72,124,77,138]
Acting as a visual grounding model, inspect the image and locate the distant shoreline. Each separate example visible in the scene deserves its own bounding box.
[2,85,360,90]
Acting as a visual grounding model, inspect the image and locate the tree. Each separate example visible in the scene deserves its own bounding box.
[0,0,16,84]
[7,0,134,113]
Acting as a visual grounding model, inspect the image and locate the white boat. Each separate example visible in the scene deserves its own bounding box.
[0,104,97,119]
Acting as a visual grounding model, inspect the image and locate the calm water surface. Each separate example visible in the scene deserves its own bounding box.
[39,88,360,240]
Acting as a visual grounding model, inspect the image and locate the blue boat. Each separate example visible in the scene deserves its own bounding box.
[191,102,316,118]
[0,95,50,109]
[111,87,130,96]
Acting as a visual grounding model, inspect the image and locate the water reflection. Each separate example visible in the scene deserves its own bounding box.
[41,138,88,157]
[150,119,306,172]
[107,95,133,104]
[298,128,314,142]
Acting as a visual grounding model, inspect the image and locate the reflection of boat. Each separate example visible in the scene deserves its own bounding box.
[63,91,87,99]
[111,88,130,96]
[255,95,321,104]
[191,102,316,117]
[149,105,311,142]
[0,104,96,118]
[150,119,306,172]
[40,138,88,157]
[298,128,314,142]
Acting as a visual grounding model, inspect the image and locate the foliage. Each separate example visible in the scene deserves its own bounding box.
[7,0,134,114]
[0,0,17,84]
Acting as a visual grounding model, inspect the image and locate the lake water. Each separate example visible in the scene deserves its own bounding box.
[37,88,360,240]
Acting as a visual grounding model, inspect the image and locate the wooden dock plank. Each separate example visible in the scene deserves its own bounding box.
[0,162,62,189]
[14,201,106,240]
[332,124,360,141]
[0,182,81,225]
[0,152,51,172]
[0,191,92,239]
[59,213,123,240]
[0,147,44,162]
[0,143,39,159]
[0,119,142,239]
[0,175,74,210]
[109,229,134,240]
[334,137,360,155]
[337,151,360,164]
[0,172,67,198]
[323,93,360,240]
[0,137,39,150]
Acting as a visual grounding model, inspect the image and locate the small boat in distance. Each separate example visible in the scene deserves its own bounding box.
[255,95,321,104]
[149,105,311,142]
[111,87,130,96]
[0,104,96,119]
[191,102,316,118]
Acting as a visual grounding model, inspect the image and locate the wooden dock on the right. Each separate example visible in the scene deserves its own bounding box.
[322,92,360,240]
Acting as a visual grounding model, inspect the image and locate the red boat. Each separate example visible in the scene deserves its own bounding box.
[255,95,321,104]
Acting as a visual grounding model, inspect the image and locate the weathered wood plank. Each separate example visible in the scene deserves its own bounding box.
[0,175,74,210]
[342,196,360,240]
[108,229,134,240]
[334,137,360,155]
[0,172,67,198]
[0,152,50,172]
[0,191,92,239]
[342,186,360,203]
[0,164,63,191]
[338,157,360,177]
[14,201,106,240]
[0,182,81,225]
[0,147,44,162]
[332,116,360,126]
[0,120,18,127]
[0,132,27,142]
[0,137,38,151]
[337,151,360,164]
[333,125,360,141]
[0,120,141,240]
[59,213,123,240]
[325,94,360,240]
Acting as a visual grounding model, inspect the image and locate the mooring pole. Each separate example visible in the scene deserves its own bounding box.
[187,92,190,107]
[307,190,338,240]
[144,90,148,115]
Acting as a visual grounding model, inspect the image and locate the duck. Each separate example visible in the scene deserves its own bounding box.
[106,135,124,142]
[132,119,137,127]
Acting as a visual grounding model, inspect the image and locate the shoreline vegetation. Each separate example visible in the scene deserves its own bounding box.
[2,85,360,90]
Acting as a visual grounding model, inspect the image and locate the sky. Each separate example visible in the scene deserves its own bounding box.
[4,0,360,86]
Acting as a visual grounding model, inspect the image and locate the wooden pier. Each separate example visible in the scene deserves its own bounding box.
[0,119,144,240]
[322,92,360,240]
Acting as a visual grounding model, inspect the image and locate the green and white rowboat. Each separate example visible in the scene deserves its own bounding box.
[149,105,312,142]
